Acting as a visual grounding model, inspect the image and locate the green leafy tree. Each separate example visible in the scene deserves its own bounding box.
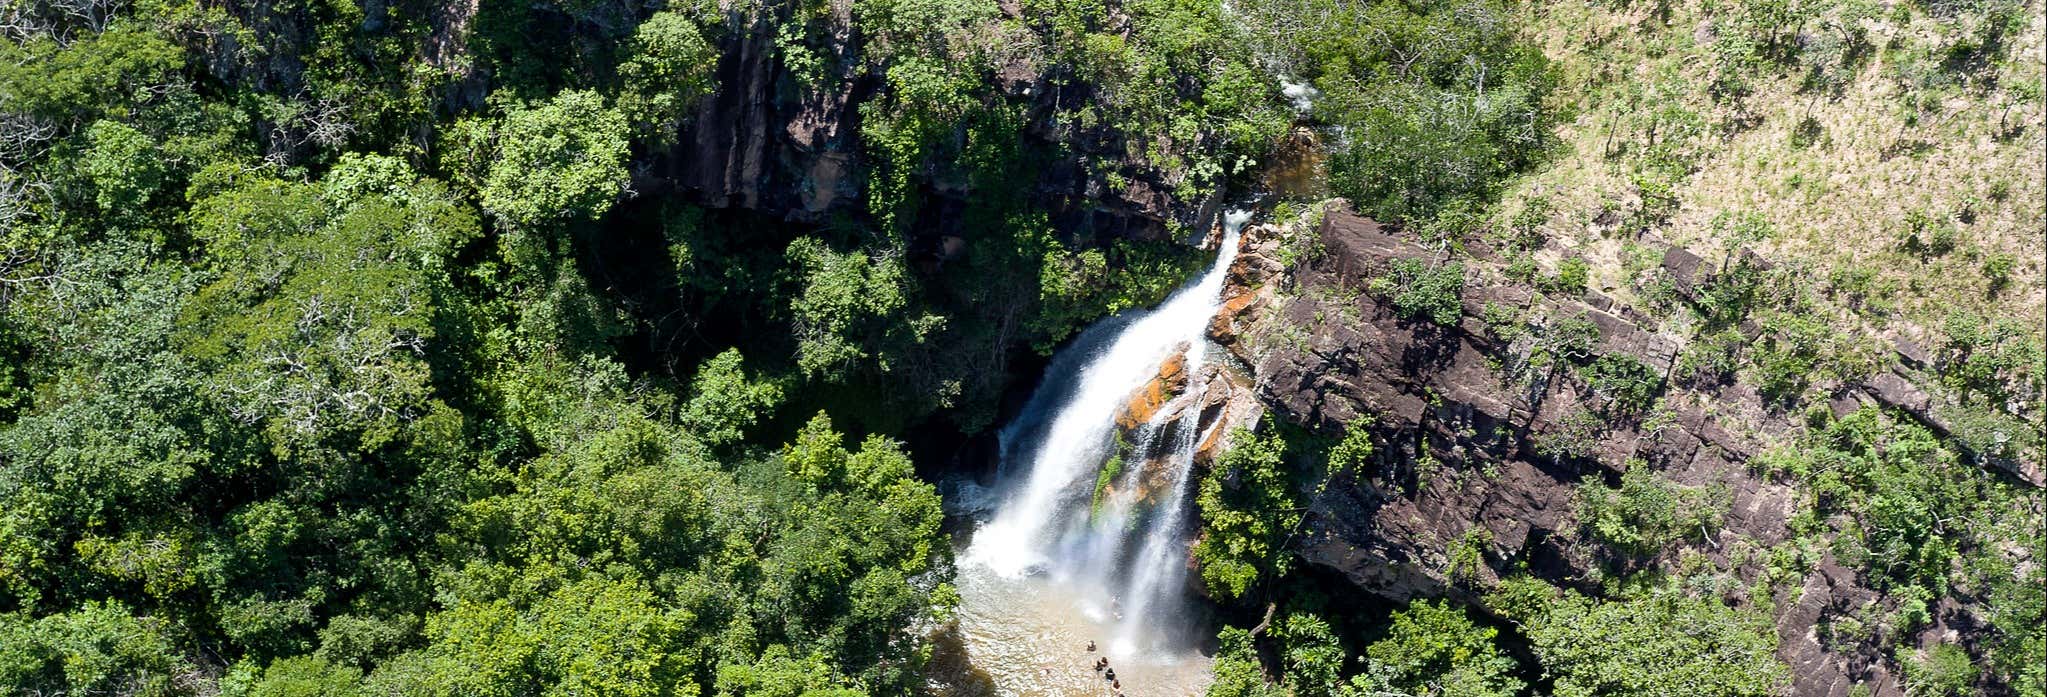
[1209,626,1289,697]
[618,11,719,136]
[0,25,183,122]
[481,90,631,231]
[765,413,947,689]
[1575,463,1726,556]
[1899,643,1979,697]
[784,237,933,381]
[1490,577,1789,697]
[1347,600,1522,697]
[76,119,165,217]
[1276,613,1346,697]
[398,578,696,697]
[1249,0,1553,224]
[230,656,367,697]
[1371,258,1465,326]
[715,645,867,697]
[183,159,477,456]
[1195,429,1296,600]
[681,349,785,447]
[0,602,192,695]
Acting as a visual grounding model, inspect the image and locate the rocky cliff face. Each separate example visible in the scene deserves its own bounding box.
[652,5,1215,241]
[1206,206,2020,697]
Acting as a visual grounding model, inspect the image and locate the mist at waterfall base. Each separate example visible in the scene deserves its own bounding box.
[943,212,1251,696]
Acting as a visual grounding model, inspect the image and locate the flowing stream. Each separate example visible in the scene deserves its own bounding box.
[945,211,1252,696]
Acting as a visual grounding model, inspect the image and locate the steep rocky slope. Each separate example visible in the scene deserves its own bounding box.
[1207,205,2040,696]
[647,4,1224,240]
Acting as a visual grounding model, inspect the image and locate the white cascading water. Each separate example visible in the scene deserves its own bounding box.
[964,210,1250,666]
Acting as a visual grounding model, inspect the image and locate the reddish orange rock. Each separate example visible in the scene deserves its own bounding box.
[1116,350,1188,431]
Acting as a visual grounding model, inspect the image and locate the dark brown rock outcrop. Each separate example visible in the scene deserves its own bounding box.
[1205,204,1986,696]
[654,5,1216,239]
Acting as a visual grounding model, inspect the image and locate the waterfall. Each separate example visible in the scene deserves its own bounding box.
[966,210,1252,656]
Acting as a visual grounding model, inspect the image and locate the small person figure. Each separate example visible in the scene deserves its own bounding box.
[1094,657,1107,672]
[1086,640,1097,653]
[1105,668,1117,682]
[1112,679,1122,690]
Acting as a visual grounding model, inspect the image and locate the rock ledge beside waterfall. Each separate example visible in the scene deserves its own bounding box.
[1204,204,2011,697]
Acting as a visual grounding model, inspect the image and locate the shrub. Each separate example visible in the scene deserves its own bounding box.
[1447,527,1494,583]
[1504,253,1540,285]
[1899,643,1979,697]
[1713,210,1776,248]
[1937,311,2044,412]
[1091,434,1128,518]
[1488,578,1790,697]
[1631,172,1682,228]
[1350,600,1522,697]
[1576,463,1726,555]
[1982,252,2015,294]
[1194,429,1296,600]
[1370,258,1465,326]
[1541,256,1591,295]
[1677,329,1745,387]
[1480,302,1524,343]
[1752,312,1881,405]
[1508,195,1553,250]
[1530,313,1602,371]
[1536,408,1605,462]
[1583,354,1665,415]
[1326,419,1377,476]
[1415,199,1485,247]
[1694,256,1768,328]
[1899,207,1960,257]
[1766,408,1988,594]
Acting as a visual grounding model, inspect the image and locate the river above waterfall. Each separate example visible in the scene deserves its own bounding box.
[935,211,1255,696]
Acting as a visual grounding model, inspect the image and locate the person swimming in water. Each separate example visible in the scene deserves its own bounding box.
[1086,640,1097,653]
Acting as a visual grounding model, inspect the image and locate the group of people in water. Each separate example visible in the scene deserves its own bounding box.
[1085,641,1123,694]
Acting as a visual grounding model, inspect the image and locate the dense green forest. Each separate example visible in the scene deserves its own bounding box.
[0,0,1532,692]
[0,0,2040,694]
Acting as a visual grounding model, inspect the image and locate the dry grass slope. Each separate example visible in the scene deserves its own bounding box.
[1504,0,2044,341]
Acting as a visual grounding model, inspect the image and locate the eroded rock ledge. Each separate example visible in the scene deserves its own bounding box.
[1204,206,2014,697]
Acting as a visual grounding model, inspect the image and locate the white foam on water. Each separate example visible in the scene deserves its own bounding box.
[958,210,1253,683]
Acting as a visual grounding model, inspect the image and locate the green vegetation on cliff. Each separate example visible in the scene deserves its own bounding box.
[1189,0,2043,695]
[0,0,1308,692]
[1,0,2040,694]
